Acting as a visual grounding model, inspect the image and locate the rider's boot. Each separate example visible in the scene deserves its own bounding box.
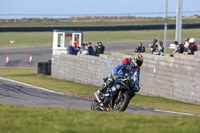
[96,88,104,100]
[96,83,107,100]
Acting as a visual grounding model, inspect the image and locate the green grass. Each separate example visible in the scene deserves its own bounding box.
[0,104,200,133]
[0,67,200,115]
[0,32,53,48]
[0,67,97,96]
[0,18,200,26]
[0,29,200,49]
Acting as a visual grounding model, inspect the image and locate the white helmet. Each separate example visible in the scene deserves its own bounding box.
[189,38,195,43]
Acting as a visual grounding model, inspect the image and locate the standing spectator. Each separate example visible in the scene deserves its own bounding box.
[183,42,195,55]
[68,43,76,55]
[189,38,198,51]
[88,42,96,56]
[82,46,89,55]
[183,42,190,55]
[96,42,105,56]
[135,42,145,53]
[94,42,99,54]
[188,41,196,55]
[149,39,158,54]
[173,41,184,54]
[74,37,79,47]
[153,41,164,56]
[72,43,80,55]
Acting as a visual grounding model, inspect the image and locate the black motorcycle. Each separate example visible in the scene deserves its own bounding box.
[91,73,138,112]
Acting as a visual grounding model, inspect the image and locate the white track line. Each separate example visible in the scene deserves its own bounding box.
[0,77,64,95]
[154,109,200,117]
[0,77,199,117]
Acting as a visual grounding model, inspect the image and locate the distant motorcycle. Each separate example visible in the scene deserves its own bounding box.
[91,73,138,112]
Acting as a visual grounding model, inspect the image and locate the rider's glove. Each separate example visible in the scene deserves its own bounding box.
[112,73,119,80]
[133,84,140,92]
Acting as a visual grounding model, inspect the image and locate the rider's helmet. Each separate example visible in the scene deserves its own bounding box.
[131,53,143,67]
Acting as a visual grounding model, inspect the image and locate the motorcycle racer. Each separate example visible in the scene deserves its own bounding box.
[97,53,143,97]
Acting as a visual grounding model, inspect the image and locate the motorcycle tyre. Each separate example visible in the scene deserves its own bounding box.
[91,98,101,111]
[114,92,130,112]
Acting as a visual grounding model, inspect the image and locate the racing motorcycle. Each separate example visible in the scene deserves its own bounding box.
[91,73,138,112]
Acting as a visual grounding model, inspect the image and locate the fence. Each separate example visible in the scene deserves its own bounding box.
[0,23,200,32]
[52,52,200,104]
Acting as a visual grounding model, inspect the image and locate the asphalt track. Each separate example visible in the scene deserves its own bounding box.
[0,77,199,116]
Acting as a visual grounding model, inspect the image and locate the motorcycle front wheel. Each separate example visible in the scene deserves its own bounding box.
[113,92,130,112]
[91,98,100,111]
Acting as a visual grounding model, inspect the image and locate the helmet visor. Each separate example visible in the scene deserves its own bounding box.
[136,60,143,67]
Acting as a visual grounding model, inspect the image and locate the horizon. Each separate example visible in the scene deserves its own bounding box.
[1,0,200,19]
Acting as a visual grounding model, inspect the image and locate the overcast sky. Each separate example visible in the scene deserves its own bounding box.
[0,0,199,15]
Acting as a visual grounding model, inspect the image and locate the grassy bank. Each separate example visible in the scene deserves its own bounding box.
[0,104,200,133]
[1,18,200,26]
[0,67,200,115]
[0,29,200,48]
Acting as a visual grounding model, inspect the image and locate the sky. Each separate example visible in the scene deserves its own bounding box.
[0,0,200,17]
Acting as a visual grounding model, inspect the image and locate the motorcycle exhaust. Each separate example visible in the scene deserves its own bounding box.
[94,92,102,103]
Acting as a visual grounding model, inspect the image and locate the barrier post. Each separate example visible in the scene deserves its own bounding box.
[107,56,112,77]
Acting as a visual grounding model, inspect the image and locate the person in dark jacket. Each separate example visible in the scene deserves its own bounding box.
[188,43,196,55]
[94,42,99,54]
[96,42,105,56]
[68,43,76,55]
[153,41,164,56]
[135,42,145,53]
[183,42,195,55]
[189,38,198,51]
[183,42,189,55]
[88,42,96,56]
[173,41,184,54]
[149,39,158,54]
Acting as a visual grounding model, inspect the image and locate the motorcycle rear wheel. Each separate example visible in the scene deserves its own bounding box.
[113,93,130,112]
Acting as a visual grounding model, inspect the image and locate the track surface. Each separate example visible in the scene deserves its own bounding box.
[0,77,199,116]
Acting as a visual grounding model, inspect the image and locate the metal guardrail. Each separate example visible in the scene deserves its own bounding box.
[0,23,200,32]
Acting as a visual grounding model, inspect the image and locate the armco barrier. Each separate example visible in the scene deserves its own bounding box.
[52,52,200,104]
[1,23,200,32]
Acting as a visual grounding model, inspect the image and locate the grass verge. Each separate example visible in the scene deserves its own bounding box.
[0,67,200,115]
[0,104,200,133]
[0,29,200,48]
[1,18,200,26]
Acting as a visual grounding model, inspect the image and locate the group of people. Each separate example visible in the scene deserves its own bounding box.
[135,38,198,56]
[68,41,105,56]
[173,38,198,55]
[148,39,165,56]
[134,39,165,56]
[69,37,198,56]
